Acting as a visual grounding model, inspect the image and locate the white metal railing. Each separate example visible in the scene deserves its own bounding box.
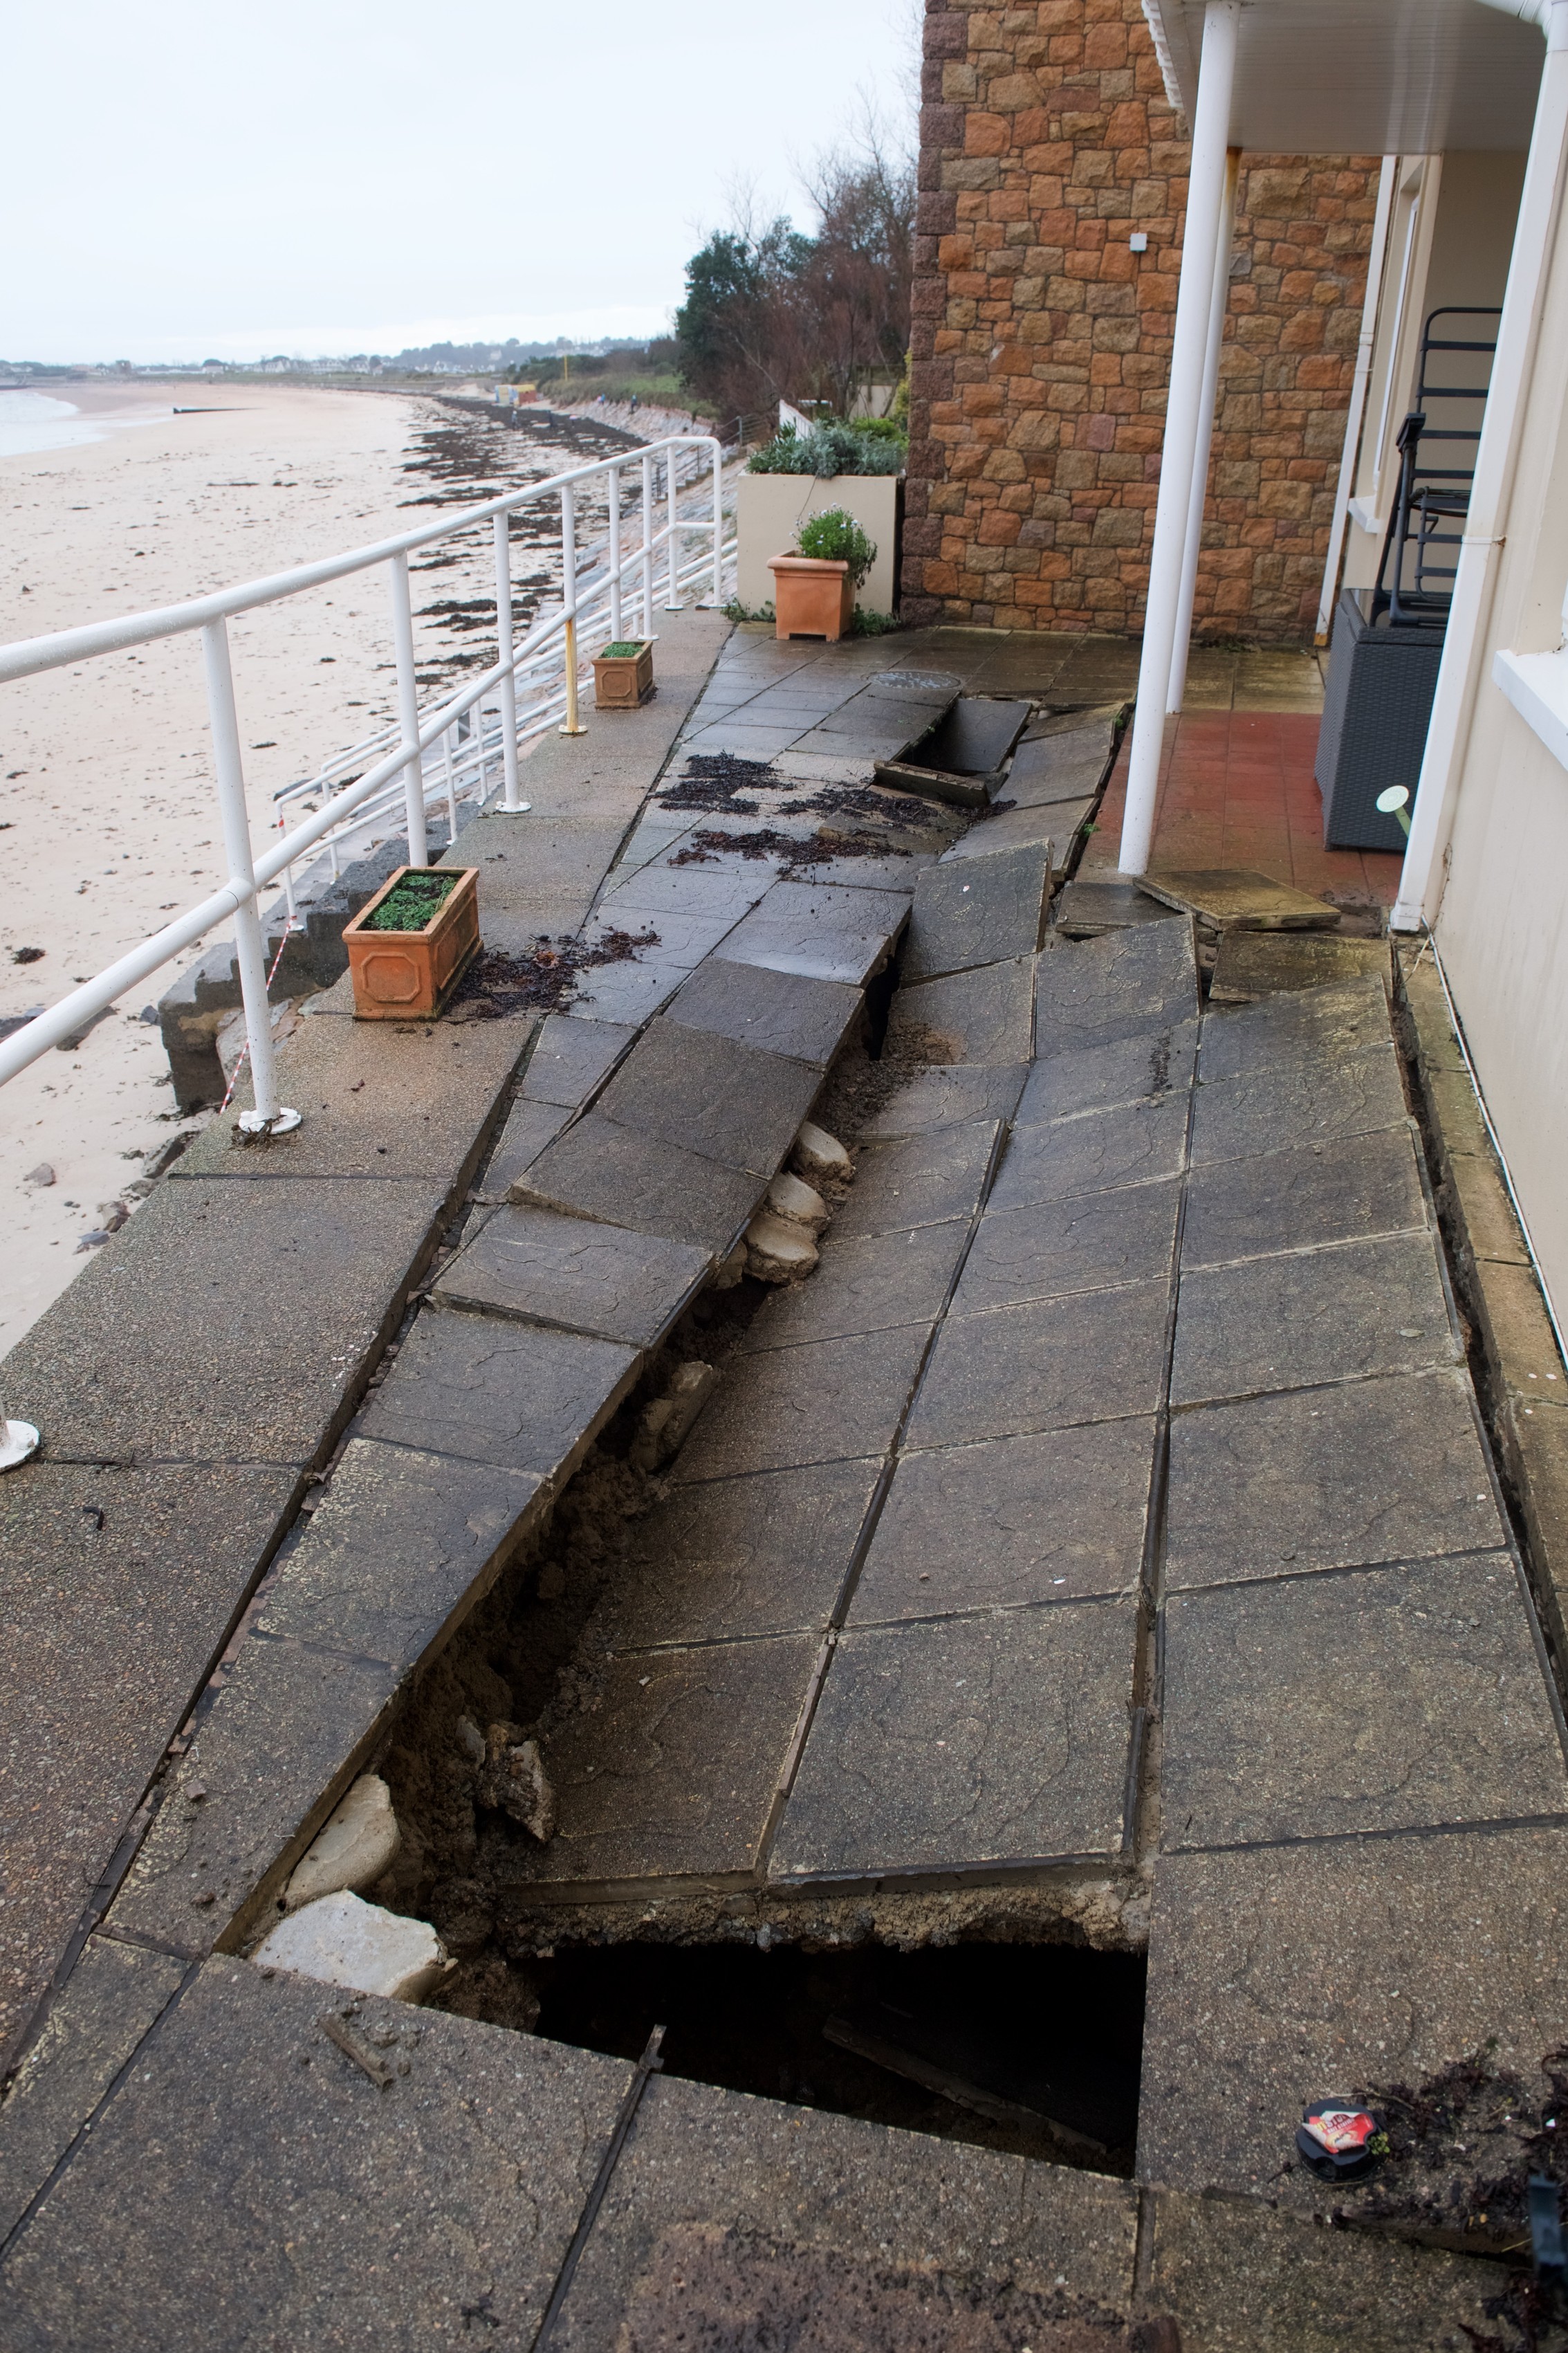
[0,434,730,1132]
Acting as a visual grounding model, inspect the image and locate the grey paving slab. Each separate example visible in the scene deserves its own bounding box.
[256,1436,544,1673]
[1182,1127,1427,1267]
[434,1203,711,1347]
[1054,877,1187,937]
[851,1418,1154,1620]
[887,956,1035,1065]
[174,1007,534,1182]
[0,1174,448,1465]
[480,1092,571,1196]
[594,1018,822,1176]
[517,1634,820,1889]
[562,955,687,1025]
[355,1307,638,1481]
[447,810,629,901]
[1137,1827,1568,2206]
[1034,921,1199,1054]
[109,1634,399,1956]
[954,1180,1180,1312]
[990,1095,1190,1211]
[549,2070,1138,2352]
[1003,726,1114,810]
[588,1458,883,1653]
[1163,1553,1568,1850]
[580,905,739,971]
[0,1457,299,2072]
[511,1111,766,1254]
[714,877,907,987]
[0,1959,631,2352]
[1170,1233,1460,1407]
[741,1218,970,1349]
[598,861,773,923]
[520,1011,636,1106]
[1190,1039,1409,1164]
[1165,1369,1506,1588]
[905,1281,1172,1452]
[684,721,806,760]
[0,1936,185,2246]
[859,1061,1028,1139]
[1197,972,1392,1082]
[775,1600,1136,1879]
[1209,928,1394,1003]
[675,1324,934,1484]
[941,800,1087,860]
[797,848,923,896]
[1017,1022,1198,1124]
[663,956,863,1068]
[1144,2188,1509,2353]
[1141,867,1340,931]
[903,843,1051,981]
[833,1119,1002,1240]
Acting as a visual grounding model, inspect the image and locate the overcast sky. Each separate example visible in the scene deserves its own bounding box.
[6,0,913,365]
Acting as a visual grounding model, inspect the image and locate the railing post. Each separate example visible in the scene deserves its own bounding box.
[608,462,623,642]
[640,450,655,638]
[492,513,529,812]
[387,551,428,865]
[203,616,299,1135]
[665,446,683,610]
[559,484,586,736]
[710,438,724,606]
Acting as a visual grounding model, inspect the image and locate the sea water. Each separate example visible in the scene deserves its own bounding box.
[0,390,166,458]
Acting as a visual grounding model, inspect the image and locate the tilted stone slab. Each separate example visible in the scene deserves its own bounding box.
[1165,1368,1506,1588]
[887,957,1035,1066]
[954,1182,1180,1313]
[903,844,1051,981]
[1053,877,1186,939]
[1196,973,1391,1083]
[940,800,1088,862]
[256,1436,546,1674]
[0,1959,631,2350]
[851,1418,1154,1621]
[511,1634,822,1890]
[587,1458,884,1653]
[858,1063,1028,1139]
[480,1095,571,1199]
[434,1203,711,1348]
[663,958,863,1068]
[1017,1023,1197,1125]
[831,1119,1003,1242]
[510,1113,767,1256]
[1034,922,1199,1055]
[520,1011,636,1107]
[1138,868,1340,931]
[1170,1233,1460,1407]
[905,1280,1172,1453]
[1161,1553,1567,1851]
[354,1307,638,1482]
[739,1219,970,1349]
[562,956,688,1027]
[1189,1040,1409,1164]
[593,1018,822,1176]
[1181,1126,1428,1266]
[1210,928,1393,1003]
[990,1095,1189,1212]
[774,1600,1137,1880]
[675,1324,934,1485]
[714,878,907,987]
[1002,725,1114,811]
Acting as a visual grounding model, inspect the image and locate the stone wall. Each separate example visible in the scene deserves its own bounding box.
[902,0,1383,639]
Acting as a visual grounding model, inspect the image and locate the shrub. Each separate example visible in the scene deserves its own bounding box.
[746,419,903,477]
[795,506,877,586]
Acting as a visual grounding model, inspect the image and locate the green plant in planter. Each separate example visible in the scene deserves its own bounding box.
[795,506,877,587]
[746,420,904,477]
[363,870,459,933]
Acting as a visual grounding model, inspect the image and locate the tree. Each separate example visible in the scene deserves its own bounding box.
[673,218,813,428]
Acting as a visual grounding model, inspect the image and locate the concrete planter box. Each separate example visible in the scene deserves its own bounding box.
[737,473,901,616]
[342,866,480,1019]
[593,639,655,709]
[768,553,854,641]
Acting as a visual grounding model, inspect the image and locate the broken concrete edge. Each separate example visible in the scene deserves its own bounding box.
[1038,706,1128,897]
[1394,942,1568,1697]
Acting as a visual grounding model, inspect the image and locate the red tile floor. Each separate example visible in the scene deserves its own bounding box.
[1082,711,1405,912]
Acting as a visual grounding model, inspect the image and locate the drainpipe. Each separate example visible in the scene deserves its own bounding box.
[1168,147,1242,713]
[1118,0,1241,875]
[1391,0,1568,931]
[1314,155,1398,646]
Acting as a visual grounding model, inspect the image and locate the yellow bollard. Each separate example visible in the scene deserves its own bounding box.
[559,614,587,736]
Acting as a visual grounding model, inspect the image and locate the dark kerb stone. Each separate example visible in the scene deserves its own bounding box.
[774,1600,1137,1878]
[354,1306,638,1481]
[1189,1040,1409,1164]
[1165,1368,1506,1588]
[663,958,863,1069]
[902,845,1051,982]
[593,1019,821,1175]
[675,1324,934,1485]
[887,958,1035,1066]
[858,1063,1028,1139]
[905,1279,1172,1452]
[989,1095,1188,1211]
[1170,1233,1459,1407]
[954,1181,1179,1312]
[1161,1552,1567,1849]
[740,1219,970,1348]
[851,1417,1154,1620]
[831,1120,1002,1241]
[522,1012,636,1106]
[434,1203,711,1349]
[510,1113,766,1256]
[1034,922,1199,1055]
[1017,1023,1197,1124]
[1181,1126,1427,1266]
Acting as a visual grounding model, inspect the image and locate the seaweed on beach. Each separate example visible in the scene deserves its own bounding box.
[446,926,660,1020]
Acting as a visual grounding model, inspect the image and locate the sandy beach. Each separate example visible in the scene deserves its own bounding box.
[0,381,636,1351]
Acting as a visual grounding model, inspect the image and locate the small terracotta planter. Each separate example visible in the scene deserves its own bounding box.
[592,639,656,709]
[342,866,480,1019]
[768,553,853,642]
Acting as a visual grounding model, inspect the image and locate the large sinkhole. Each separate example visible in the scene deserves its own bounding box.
[525,1937,1145,2173]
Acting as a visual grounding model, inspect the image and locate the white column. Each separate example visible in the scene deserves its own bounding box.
[1393,0,1568,929]
[493,513,527,812]
[1168,145,1241,713]
[203,618,298,1134]
[1314,154,1398,644]
[387,552,427,866]
[1118,0,1241,874]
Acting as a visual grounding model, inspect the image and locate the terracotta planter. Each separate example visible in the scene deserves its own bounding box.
[342,866,480,1019]
[592,639,656,709]
[768,553,854,642]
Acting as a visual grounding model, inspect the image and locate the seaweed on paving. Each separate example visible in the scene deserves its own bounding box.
[448,926,660,1018]
[670,824,913,874]
[1344,2044,1568,2269]
[657,752,790,817]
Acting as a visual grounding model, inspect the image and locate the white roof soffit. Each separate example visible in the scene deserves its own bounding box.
[1148,0,1544,152]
